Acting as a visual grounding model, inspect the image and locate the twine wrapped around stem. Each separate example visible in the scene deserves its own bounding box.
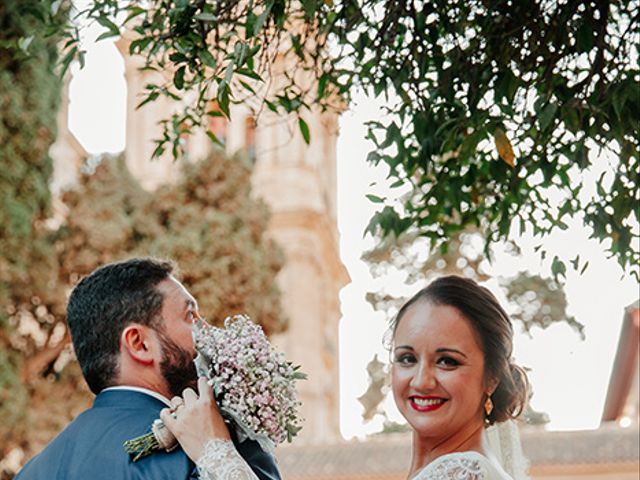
[123,419,178,461]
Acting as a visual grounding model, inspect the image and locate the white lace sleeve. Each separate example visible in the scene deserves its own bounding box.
[196,439,259,480]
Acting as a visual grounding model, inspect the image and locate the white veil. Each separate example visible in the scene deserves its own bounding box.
[484,420,530,480]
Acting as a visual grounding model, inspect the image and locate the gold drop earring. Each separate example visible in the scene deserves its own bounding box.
[484,394,494,417]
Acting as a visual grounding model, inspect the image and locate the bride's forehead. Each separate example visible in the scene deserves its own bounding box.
[395,302,482,346]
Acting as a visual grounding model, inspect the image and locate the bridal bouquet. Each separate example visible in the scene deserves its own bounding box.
[124,314,306,461]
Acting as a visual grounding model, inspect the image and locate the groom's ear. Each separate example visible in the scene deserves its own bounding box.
[121,324,156,365]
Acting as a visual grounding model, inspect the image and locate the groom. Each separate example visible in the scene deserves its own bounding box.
[16,257,281,480]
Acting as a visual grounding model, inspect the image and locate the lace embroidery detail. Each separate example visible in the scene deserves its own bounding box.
[413,456,486,480]
[196,439,259,480]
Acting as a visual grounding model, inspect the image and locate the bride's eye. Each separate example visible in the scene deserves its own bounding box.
[393,353,417,365]
[437,356,460,368]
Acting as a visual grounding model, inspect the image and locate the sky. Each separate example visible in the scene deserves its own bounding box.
[66,27,639,440]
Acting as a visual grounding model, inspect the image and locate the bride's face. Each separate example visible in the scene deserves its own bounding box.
[391,300,489,444]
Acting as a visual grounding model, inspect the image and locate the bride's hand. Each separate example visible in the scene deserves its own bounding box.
[160,377,231,462]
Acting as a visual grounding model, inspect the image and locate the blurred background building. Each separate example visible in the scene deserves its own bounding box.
[50,37,350,445]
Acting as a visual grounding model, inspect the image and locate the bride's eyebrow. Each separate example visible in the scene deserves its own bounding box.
[393,345,414,352]
[436,347,467,358]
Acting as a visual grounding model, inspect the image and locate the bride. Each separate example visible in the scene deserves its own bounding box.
[387,275,530,479]
[162,275,530,479]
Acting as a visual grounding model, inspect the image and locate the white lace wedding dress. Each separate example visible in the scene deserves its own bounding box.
[411,451,513,479]
[411,420,529,480]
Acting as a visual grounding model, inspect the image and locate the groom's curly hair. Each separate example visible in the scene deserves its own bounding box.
[66,257,175,394]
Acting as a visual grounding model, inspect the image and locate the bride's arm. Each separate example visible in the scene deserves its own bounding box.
[160,377,259,480]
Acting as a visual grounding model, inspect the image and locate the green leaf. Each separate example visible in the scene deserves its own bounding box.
[538,103,557,131]
[194,13,217,22]
[59,46,77,78]
[580,261,590,275]
[253,3,274,36]
[317,74,328,99]
[292,371,308,380]
[298,117,311,144]
[570,255,580,270]
[236,68,262,81]
[224,62,234,84]
[365,194,385,204]
[123,6,146,25]
[129,37,152,55]
[302,0,318,19]
[217,83,231,118]
[151,143,165,159]
[206,130,224,147]
[96,16,120,38]
[174,66,185,90]
[198,49,217,69]
[576,23,594,52]
[78,49,86,69]
[96,29,120,41]
[551,256,567,280]
[239,80,256,95]
[137,91,160,109]
[264,99,278,113]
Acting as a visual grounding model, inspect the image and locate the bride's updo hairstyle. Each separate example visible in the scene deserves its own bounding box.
[389,275,529,425]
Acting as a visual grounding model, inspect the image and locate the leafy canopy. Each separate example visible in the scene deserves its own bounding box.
[51,0,639,278]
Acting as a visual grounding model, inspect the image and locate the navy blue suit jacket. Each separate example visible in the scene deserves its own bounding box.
[16,390,281,480]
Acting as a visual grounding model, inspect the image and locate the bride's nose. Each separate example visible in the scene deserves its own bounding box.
[409,361,437,391]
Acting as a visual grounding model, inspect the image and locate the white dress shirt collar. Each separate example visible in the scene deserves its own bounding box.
[101,385,172,407]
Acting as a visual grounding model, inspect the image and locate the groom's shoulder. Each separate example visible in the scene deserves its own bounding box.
[15,391,196,480]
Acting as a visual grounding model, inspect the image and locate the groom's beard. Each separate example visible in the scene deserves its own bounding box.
[156,329,198,397]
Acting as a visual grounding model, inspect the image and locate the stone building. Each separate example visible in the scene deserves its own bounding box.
[50,37,350,444]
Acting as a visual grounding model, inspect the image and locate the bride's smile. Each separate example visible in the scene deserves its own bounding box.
[409,396,447,412]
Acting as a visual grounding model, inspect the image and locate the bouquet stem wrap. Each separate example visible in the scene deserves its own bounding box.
[124,314,305,461]
[123,419,178,461]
